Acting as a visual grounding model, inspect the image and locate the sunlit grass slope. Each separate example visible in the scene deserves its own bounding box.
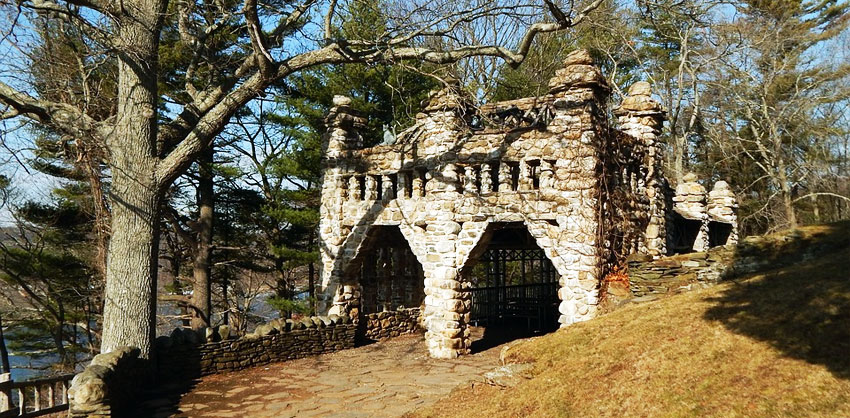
[417,222,850,417]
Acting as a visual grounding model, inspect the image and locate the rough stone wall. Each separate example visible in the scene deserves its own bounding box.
[317,49,612,359]
[614,81,667,256]
[155,316,355,380]
[360,308,423,341]
[68,346,144,417]
[316,48,737,359]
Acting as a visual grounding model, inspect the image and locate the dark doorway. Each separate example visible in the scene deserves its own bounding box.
[708,221,733,247]
[668,213,702,254]
[461,223,560,351]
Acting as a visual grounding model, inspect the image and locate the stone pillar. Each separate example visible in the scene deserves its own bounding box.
[412,173,423,197]
[463,165,477,195]
[545,49,610,327]
[348,176,359,202]
[498,161,512,191]
[365,175,378,201]
[539,159,553,189]
[518,159,532,191]
[673,172,709,252]
[421,221,470,359]
[398,172,409,199]
[616,81,667,256]
[381,174,393,201]
[318,95,366,314]
[708,180,739,245]
[480,162,493,193]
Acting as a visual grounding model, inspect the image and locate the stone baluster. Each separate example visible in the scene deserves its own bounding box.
[397,172,409,199]
[412,172,424,197]
[539,160,553,190]
[463,166,477,195]
[480,163,493,193]
[518,159,531,191]
[365,175,378,201]
[348,176,360,201]
[498,161,512,191]
[381,174,393,201]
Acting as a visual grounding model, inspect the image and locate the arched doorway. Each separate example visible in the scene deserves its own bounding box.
[460,222,560,350]
[343,225,425,342]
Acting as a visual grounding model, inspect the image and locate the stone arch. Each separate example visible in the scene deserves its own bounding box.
[458,222,562,336]
[339,225,426,318]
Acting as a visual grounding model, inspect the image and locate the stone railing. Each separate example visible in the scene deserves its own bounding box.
[360,308,423,341]
[156,315,356,380]
[67,346,144,417]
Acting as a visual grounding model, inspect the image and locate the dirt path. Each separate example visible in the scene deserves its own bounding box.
[149,330,508,417]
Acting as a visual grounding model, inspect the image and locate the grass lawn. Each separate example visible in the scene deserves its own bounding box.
[415,223,850,417]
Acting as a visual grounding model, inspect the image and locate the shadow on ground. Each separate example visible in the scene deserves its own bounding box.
[704,222,850,379]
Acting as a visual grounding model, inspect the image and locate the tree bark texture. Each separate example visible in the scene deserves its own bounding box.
[100,0,165,360]
[191,148,214,329]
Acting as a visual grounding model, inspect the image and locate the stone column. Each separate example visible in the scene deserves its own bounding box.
[381,174,393,201]
[463,166,477,195]
[365,175,378,201]
[708,181,739,245]
[348,176,359,202]
[518,159,532,191]
[318,95,366,314]
[498,161,512,191]
[615,81,667,256]
[412,173,423,198]
[539,159,553,190]
[422,222,470,359]
[397,172,409,199]
[480,163,493,193]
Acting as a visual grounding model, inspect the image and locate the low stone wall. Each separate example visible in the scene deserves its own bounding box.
[68,346,145,417]
[624,224,850,300]
[156,315,356,380]
[627,247,734,298]
[361,308,423,341]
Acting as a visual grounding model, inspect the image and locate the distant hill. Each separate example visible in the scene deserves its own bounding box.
[417,222,850,417]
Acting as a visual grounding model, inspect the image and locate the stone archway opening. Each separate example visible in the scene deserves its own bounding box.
[342,225,426,342]
[708,221,733,247]
[460,222,560,351]
[668,213,702,254]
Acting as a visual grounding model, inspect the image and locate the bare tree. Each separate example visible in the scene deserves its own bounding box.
[703,0,850,230]
[0,0,605,360]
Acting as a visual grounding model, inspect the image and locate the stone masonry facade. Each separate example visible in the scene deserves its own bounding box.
[317,49,739,359]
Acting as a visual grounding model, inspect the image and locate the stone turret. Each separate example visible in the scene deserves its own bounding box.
[324,95,366,161]
[616,81,667,256]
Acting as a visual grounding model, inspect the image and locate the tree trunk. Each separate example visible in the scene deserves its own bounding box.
[100,1,165,361]
[0,314,10,374]
[777,166,797,229]
[191,148,214,329]
[308,261,315,315]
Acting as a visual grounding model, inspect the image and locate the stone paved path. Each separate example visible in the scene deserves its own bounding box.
[151,330,510,417]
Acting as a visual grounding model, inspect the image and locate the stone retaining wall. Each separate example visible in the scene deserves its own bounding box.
[156,315,356,380]
[626,247,734,298]
[361,308,423,341]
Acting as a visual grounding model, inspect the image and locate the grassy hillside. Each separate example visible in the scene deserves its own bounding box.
[417,222,850,417]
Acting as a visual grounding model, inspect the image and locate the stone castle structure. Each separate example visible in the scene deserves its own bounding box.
[316,50,738,359]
